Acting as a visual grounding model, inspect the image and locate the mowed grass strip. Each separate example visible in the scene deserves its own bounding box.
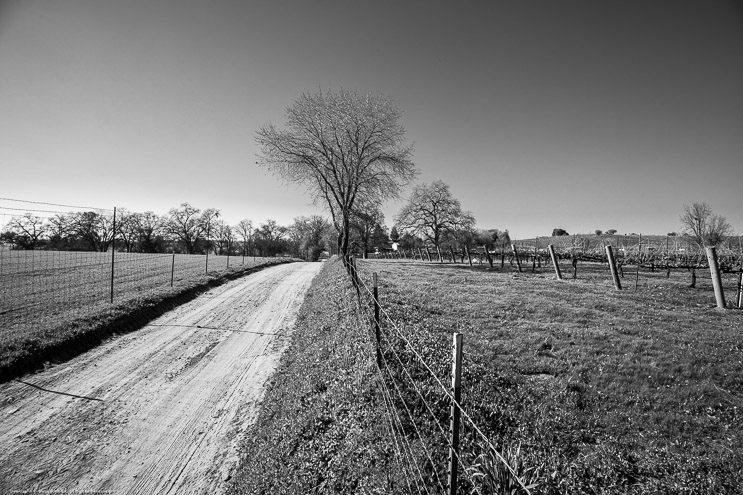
[0,256,294,382]
[352,259,743,494]
[229,258,410,494]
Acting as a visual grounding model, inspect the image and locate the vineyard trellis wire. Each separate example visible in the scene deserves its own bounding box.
[347,258,535,494]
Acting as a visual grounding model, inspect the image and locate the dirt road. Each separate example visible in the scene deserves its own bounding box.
[0,261,322,494]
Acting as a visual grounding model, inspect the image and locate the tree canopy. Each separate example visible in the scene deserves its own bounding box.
[680,202,732,248]
[256,89,417,263]
[395,180,475,249]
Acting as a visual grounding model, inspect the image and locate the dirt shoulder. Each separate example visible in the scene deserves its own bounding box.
[0,261,322,495]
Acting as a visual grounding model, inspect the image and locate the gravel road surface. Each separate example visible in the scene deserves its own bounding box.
[0,261,322,494]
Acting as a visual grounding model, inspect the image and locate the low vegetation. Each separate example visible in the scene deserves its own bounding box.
[229,257,404,493]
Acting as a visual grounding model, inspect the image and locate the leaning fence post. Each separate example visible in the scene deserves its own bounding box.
[483,245,493,269]
[606,245,622,290]
[706,246,726,309]
[511,244,522,273]
[548,244,562,280]
[448,333,463,495]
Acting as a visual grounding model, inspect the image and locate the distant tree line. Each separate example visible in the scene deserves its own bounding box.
[0,202,393,261]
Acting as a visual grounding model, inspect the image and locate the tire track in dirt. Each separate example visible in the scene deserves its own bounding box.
[0,261,322,494]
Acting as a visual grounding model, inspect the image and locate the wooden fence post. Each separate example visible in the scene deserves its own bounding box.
[737,272,742,309]
[511,244,522,272]
[170,252,175,287]
[606,245,622,290]
[373,272,381,368]
[548,244,562,280]
[448,333,463,495]
[483,245,493,269]
[706,246,726,309]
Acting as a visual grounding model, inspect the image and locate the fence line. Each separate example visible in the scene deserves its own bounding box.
[0,249,270,336]
[347,259,532,494]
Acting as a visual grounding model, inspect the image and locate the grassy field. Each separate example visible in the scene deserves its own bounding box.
[232,257,742,494]
[0,249,292,381]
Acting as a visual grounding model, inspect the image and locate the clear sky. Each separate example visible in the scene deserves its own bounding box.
[1,0,741,239]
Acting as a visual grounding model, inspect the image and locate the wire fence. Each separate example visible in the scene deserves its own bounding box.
[0,247,267,338]
[347,258,535,494]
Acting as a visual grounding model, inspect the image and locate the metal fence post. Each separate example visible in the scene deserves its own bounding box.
[170,252,176,287]
[448,333,463,495]
[110,206,116,303]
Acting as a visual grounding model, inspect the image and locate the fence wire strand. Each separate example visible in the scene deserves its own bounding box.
[348,258,532,494]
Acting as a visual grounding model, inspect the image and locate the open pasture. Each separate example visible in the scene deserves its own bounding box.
[0,249,276,376]
[352,258,743,492]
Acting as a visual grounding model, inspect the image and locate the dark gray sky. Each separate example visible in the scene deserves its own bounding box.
[1,0,741,238]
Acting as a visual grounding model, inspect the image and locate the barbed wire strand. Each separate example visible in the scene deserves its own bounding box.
[356,299,418,494]
[376,364,418,495]
[349,259,532,494]
[354,263,484,489]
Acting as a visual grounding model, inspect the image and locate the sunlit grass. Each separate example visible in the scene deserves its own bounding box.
[354,259,743,493]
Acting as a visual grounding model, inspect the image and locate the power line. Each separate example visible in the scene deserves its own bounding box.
[0,197,113,211]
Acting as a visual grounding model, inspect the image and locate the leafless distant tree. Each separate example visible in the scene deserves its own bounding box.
[134,211,166,253]
[166,203,220,254]
[72,211,115,252]
[256,89,417,263]
[680,202,732,249]
[236,219,254,256]
[213,220,235,255]
[1,213,46,249]
[395,180,475,251]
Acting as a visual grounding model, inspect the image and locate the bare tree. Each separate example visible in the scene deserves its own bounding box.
[236,219,254,257]
[290,215,330,261]
[166,203,220,254]
[350,199,385,258]
[135,211,166,253]
[213,220,235,255]
[72,211,115,252]
[2,213,46,249]
[116,209,139,253]
[680,202,732,249]
[256,89,417,264]
[395,180,475,251]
